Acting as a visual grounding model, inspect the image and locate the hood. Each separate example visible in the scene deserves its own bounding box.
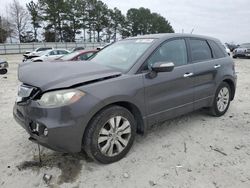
[18,61,122,91]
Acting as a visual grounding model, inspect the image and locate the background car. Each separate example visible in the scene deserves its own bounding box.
[31,49,70,62]
[23,47,53,62]
[57,50,98,62]
[70,47,85,52]
[225,43,239,52]
[233,43,250,58]
[0,59,9,74]
[224,44,231,56]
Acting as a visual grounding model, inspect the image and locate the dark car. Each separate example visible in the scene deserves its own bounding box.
[14,34,237,164]
[71,47,85,52]
[225,43,239,52]
[57,50,98,61]
[0,59,8,74]
[233,43,250,58]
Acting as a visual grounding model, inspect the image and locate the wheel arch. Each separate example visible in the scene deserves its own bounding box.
[223,78,236,100]
[81,99,146,148]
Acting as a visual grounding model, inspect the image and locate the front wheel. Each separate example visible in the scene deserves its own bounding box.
[209,82,231,117]
[83,106,136,164]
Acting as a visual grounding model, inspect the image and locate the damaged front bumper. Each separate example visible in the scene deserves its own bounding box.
[13,100,86,153]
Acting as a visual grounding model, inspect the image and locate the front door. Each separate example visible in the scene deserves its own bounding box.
[143,38,195,125]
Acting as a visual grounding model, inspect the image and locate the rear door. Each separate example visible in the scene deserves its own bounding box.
[188,38,217,109]
[143,38,195,125]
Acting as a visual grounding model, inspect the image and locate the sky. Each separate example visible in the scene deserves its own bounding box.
[1,0,250,44]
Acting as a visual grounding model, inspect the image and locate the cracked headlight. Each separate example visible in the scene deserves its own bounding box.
[38,89,85,108]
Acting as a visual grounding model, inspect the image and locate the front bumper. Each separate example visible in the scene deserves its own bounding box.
[13,100,88,153]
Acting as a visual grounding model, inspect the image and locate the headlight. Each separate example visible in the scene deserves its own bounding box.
[38,89,85,107]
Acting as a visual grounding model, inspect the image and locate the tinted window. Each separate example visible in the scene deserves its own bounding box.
[79,54,88,60]
[209,41,226,58]
[59,50,68,55]
[79,52,94,60]
[49,51,55,55]
[147,39,188,67]
[190,39,212,62]
[37,48,52,52]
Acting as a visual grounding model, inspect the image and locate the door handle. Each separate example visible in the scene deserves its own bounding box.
[214,64,221,69]
[183,73,194,78]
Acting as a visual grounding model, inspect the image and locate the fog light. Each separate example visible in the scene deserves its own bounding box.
[43,128,49,136]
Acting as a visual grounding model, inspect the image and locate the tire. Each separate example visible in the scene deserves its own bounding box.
[83,106,136,164]
[209,82,231,117]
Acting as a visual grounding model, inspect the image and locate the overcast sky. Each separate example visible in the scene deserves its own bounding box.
[1,0,249,44]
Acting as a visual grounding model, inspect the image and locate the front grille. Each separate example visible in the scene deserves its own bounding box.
[17,84,40,104]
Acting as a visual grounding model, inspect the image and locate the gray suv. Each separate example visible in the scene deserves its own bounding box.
[14,34,237,164]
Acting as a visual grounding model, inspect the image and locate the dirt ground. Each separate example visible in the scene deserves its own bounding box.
[0,54,250,188]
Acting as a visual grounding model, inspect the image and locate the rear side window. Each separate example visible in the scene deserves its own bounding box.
[147,39,188,67]
[208,41,226,59]
[190,39,212,62]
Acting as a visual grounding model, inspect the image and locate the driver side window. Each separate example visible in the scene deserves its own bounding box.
[147,39,188,68]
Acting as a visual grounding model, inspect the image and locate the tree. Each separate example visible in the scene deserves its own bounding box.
[78,0,88,42]
[0,16,11,43]
[39,0,67,41]
[150,13,174,34]
[109,7,125,41]
[126,7,174,37]
[26,1,41,41]
[64,0,82,42]
[9,0,29,42]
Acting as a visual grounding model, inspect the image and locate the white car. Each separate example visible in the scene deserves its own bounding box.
[31,49,70,62]
[23,47,53,62]
[224,45,231,56]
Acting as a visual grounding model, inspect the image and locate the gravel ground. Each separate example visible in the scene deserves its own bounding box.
[0,54,250,188]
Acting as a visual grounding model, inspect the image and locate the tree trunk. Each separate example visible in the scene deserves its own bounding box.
[97,31,100,42]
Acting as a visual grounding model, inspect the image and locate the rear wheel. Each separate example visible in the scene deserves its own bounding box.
[83,106,136,164]
[209,82,231,117]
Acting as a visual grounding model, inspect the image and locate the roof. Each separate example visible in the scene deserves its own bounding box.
[126,33,220,42]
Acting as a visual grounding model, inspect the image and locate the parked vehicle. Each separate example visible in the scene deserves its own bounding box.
[57,50,98,61]
[70,47,85,52]
[225,43,239,52]
[224,45,231,56]
[23,47,53,62]
[0,59,8,74]
[31,49,70,62]
[14,34,237,164]
[233,43,250,58]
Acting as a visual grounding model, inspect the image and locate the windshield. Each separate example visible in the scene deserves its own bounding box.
[59,51,80,61]
[91,39,155,71]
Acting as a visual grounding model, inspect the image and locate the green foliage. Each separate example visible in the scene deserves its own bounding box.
[26,1,41,41]
[127,7,174,36]
[25,0,174,42]
[0,27,8,43]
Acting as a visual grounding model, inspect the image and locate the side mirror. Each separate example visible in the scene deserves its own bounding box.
[151,62,175,73]
[0,69,7,75]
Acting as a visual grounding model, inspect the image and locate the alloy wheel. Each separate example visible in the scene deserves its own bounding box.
[217,87,230,112]
[98,116,131,157]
